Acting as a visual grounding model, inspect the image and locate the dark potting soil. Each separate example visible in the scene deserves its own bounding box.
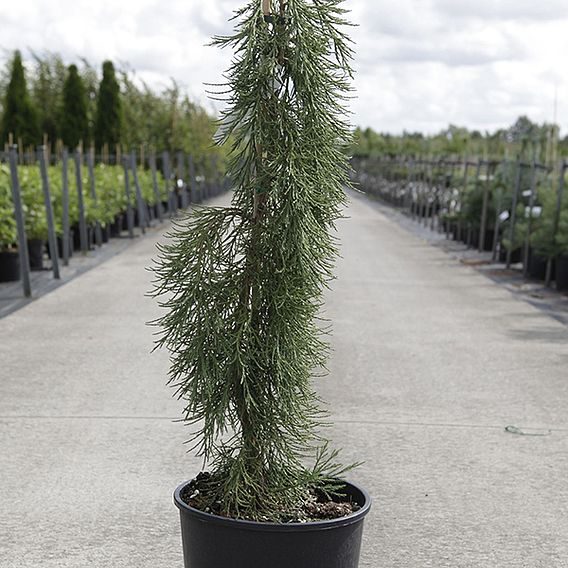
[180,472,359,523]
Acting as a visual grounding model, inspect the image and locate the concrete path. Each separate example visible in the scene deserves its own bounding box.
[1,191,567,567]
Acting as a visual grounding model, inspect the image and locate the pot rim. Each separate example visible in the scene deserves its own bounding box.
[173,478,372,533]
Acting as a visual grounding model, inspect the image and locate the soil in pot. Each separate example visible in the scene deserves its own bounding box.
[27,239,45,271]
[0,251,21,282]
[556,256,568,291]
[181,473,359,523]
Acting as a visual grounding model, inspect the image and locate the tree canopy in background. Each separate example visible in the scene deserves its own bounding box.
[0,50,224,165]
[1,49,565,167]
[352,116,567,165]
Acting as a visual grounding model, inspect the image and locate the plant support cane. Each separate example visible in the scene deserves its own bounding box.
[152,1,371,567]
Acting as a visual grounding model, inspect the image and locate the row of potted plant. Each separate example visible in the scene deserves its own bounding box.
[452,166,568,289]
[353,158,568,291]
[0,161,168,280]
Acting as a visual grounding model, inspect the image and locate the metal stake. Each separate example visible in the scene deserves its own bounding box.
[149,153,163,222]
[38,146,60,279]
[86,149,103,247]
[74,150,89,253]
[130,151,147,234]
[61,149,70,266]
[8,147,32,297]
[506,157,522,269]
[122,159,135,239]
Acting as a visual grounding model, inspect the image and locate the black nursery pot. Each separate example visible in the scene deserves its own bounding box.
[498,247,522,264]
[102,225,110,243]
[174,480,371,568]
[556,256,568,291]
[110,215,123,237]
[528,252,552,281]
[27,239,44,271]
[482,229,495,252]
[0,251,20,282]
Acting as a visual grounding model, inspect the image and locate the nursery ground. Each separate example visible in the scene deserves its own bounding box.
[0,191,567,568]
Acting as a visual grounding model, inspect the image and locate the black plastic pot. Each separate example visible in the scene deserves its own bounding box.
[498,247,522,264]
[174,480,371,568]
[47,232,73,260]
[528,251,553,281]
[0,251,20,282]
[27,239,44,271]
[102,225,110,243]
[556,256,568,291]
[472,229,494,252]
[110,215,123,237]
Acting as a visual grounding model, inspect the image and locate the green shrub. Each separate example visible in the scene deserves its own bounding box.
[0,165,17,251]
[18,166,55,241]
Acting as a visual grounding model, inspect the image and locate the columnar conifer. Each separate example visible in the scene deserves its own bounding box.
[0,51,40,146]
[60,64,89,150]
[94,61,122,151]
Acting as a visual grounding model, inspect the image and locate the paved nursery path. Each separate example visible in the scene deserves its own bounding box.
[1,190,567,567]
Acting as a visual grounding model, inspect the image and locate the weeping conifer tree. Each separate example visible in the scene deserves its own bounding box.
[153,0,355,521]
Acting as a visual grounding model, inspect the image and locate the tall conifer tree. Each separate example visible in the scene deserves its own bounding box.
[94,61,121,151]
[153,0,355,521]
[0,51,40,146]
[60,64,89,150]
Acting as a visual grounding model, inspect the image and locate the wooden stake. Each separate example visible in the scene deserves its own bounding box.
[262,0,271,15]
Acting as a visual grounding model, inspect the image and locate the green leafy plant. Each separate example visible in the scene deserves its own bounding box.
[0,165,17,251]
[18,166,56,241]
[94,164,127,224]
[152,0,356,522]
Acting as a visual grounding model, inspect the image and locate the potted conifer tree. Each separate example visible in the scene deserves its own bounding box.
[152,1,371,567]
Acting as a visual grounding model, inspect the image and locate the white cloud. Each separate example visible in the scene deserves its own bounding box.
[0,0,566,136]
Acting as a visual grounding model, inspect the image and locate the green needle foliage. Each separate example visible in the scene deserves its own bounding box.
[0,51,40,146]
[60,65,90,150]
[94,61,122,152]
[152,0,355,521]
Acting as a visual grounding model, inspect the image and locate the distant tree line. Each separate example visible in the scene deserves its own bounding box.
[0,50,223,164]
[352,117,568,165]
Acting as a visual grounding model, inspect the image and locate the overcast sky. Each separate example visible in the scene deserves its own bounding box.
[1,0,568,135]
